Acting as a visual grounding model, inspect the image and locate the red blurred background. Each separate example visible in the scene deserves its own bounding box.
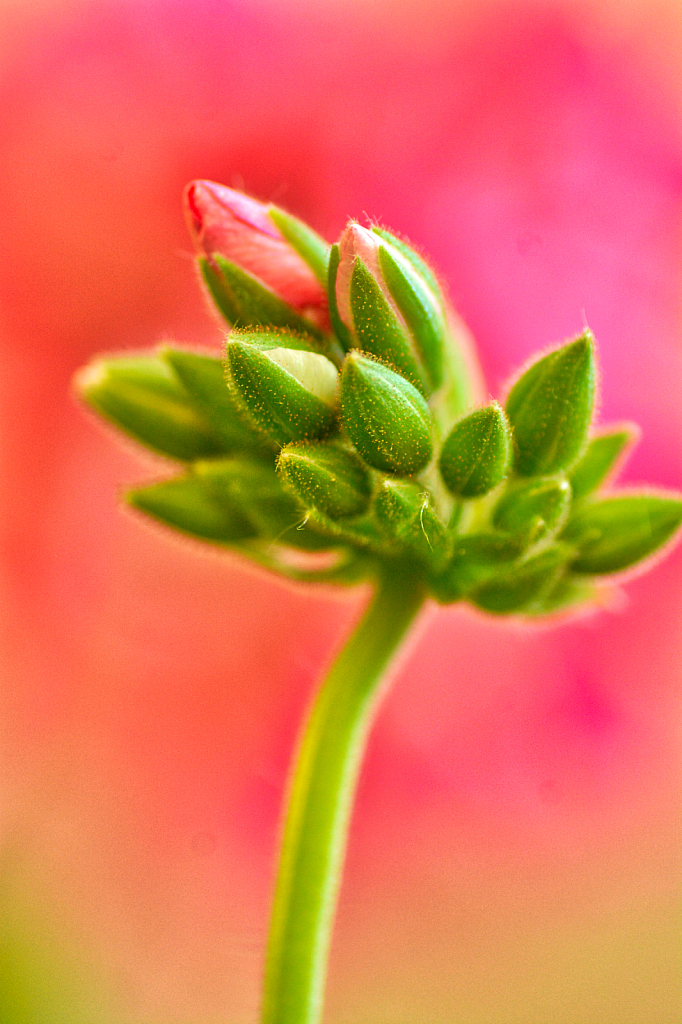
[1,1,681,1021]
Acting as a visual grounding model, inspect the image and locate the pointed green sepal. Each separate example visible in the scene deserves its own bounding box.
[193,458,330,549]
[327,244,353,351]
[377,243,446,390]
[161,346,275,456]
[268,206,330,287]
[428,531,526,603]
[349,257,425,390]
[438,403,512,498]
[277,442,371,519]
[226,331,339,447]
[128,458,337,552]
[127,472,257,543]
[372,478,448,565]
[199,256,241,323]
[372,226,481,417]
[561,493,682,574]
[471,544,573,614]
[371,227,443,300]
[202,254,323,338]
[493,475,571,545]
[505,331,596,476]
[569,425,638,501]
[340,352,433,475]
[76,354,227,462]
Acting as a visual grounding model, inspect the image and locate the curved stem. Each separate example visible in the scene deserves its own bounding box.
[261,564,427,1024]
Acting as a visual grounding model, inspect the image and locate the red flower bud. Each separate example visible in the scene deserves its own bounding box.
[184,180,327,320]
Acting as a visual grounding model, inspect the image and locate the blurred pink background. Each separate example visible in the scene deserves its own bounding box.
[1,0,681,1021]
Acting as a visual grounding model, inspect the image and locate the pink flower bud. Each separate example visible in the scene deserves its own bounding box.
[184,180,327,319]
[335,222,404,331]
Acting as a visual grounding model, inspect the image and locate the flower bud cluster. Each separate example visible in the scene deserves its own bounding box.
[76,181,682,613]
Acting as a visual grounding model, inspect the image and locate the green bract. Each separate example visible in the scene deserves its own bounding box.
[376,243,446,391]
[161,346,275,457]
[75,195,682,616]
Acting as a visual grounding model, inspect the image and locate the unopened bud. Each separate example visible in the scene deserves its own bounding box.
[506,331,595,477]
[372,478,448,564]
[185,180,329,331]
[493,475,571,545]
[561,493,682,574]
[340,352,433,475]
[568,425,637,501]
[76,354,226,462]
[438,403,512,498]
[194,458,315,545]
[161,346,275,457]
[127,468,256,543]
[330,223,449,394]
[226,331,339,447]
[429,531,525,603]
[278,442,371,519]
[529,574,595,616]
[129,457,333,552]
[472,544,572,614]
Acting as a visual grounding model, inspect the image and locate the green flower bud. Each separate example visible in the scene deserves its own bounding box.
[505,331,596,477]
[438,403,512,498]
[129,458,334,552]
[277,442,371,519]
[561,493,682,574]
[372,478,448,564]
[194,458,323,547]
[528,574,595,616]
[161,346,275,457]
[471,544,573,614]
[340,352,433,475]
[492,475,571,544]
[568,425,637,501]
[75,354,226,462]
[429,531,526,603]
[127,470,256,543]
[226,331,339,447]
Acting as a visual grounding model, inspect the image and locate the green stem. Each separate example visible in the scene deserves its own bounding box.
[262,563,427,1024]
